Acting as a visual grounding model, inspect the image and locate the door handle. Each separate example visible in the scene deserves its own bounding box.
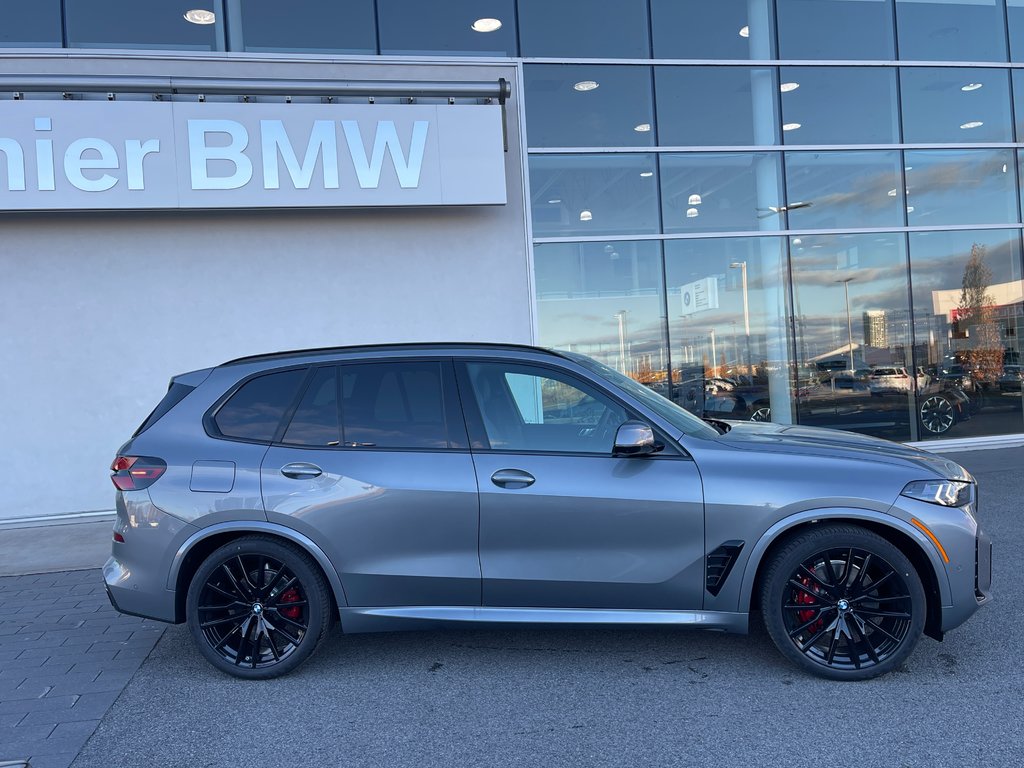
[281,462,322,480]
[491,469,535,489]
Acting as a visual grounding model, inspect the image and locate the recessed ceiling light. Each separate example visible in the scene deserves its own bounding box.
[547,199,561,204]
[782,122,801,131]
[905,166,913,171]
[579,210,593,221]
[780,82,800,93]
[686,207,699,218]
[792,238,802,245]
[688,193,703,206]
[183,8,215,24]
[960,121,984,129]
[907,206,915,213]
[739,25,750,38]
[573,80,599,92]
[471,18,502,32]
[634,123,651,132]
[961,83,983,92]
[1003,163,1008,173]
[640,171,654,178]
[887,188,898,197]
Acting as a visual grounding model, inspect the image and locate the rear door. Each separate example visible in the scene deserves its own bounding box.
[456,358,705,611]
[260,359,480,607]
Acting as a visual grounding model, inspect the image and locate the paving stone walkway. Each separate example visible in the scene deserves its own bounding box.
[0,570,165,768]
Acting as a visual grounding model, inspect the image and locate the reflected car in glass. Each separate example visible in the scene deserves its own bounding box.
[104,344,991,682]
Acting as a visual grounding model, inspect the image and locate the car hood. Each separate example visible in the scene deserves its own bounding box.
[713,420,971,480]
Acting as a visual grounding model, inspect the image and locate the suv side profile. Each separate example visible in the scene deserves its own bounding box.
[105,344,991,681]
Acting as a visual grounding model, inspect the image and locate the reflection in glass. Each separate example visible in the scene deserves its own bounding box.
[901,68,1012,144]
[66,0,220,49]
[778,0,894,60]
[665,237,794,423]
[791,233,915,441]
[909,230,1024,438]
[0,0,61,46]
[378,0,516,56]
[518,0,650,58]
[1010,0,1024,61]
[905,150,1018,227]
[525,65,654,148]
[535,241,669,385]
[655,67,778,147]
[895,0,1006,62]
[660,153,785,234]
[780,68,899,145]
[650,0,774,59]
[239,0,376,53]
[530,154,660,238]
[785,151,904,230]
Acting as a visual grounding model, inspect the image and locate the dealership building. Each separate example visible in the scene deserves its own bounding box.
[1,0,1023,521]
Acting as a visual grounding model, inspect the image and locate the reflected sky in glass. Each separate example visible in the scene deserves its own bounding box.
[905,150,1018,226]
[66,0,219,49]
[777,0,895,60]
[785,151,904,230]
[661,153,784,234]
[1009,0,1024,61]
[651,0,775,59]
[780,68,899,145]
[535,241,668,379]
[519,0,650,58]
[240,0,375,53]
[0,0,61,46]
[895,0,1006,62]
[655,67,778,147]
[525,65,654,148]
[378,0,516,55]
[530,154,660,238]
[901,68,1012,143]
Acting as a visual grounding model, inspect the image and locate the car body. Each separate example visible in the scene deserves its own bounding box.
[104,344,991,681]
[868,366,912,393]
[999,365,1023,393]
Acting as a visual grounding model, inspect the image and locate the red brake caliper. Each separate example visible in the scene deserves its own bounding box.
[278,587,302,620]
[795,576,824,631]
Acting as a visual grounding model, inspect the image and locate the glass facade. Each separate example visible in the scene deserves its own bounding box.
[4,1,1024,441]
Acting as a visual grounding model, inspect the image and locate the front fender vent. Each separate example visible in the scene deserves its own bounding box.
[706,540,745,596]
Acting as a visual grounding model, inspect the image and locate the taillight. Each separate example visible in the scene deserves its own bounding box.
[110,456,166,491]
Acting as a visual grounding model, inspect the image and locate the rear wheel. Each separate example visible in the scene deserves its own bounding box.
[186,536,332,679]
[750,404,772,422]
[761,525,926,680]
[920,394,956,435]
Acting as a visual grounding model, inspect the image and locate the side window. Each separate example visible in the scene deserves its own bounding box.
[465,362,628,453]
[213,368,307,442]
[282,367,340,446]
[340,361,448,449]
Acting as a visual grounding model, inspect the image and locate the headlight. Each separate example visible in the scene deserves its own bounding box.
[901,479,973,507]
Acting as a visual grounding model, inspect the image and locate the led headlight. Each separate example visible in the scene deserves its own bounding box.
[901,479,972,507]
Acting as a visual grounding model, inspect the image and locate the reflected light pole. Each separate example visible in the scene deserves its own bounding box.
[836,276,856,372]
[729,261,752,378]
[614,310,628,375]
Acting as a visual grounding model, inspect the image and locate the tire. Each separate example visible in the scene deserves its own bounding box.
[750,404,772,422]
[760,524,926,681]
[186,535,332,680]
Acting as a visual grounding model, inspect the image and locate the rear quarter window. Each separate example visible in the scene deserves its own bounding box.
[213,368,307,442]
[134,381,195,436]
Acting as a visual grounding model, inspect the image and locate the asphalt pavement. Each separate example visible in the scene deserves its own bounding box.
[63,447,1022,768]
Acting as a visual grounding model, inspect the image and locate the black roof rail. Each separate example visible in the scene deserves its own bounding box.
[220,342,565,367]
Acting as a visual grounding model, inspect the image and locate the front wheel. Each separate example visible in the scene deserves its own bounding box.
[761,525,926,680]
[920,395,956,435]
[186,536,332,679]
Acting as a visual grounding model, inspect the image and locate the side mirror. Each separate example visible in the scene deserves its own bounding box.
[612,420,662,457]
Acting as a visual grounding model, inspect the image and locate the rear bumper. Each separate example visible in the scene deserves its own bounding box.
[103,556,177,623]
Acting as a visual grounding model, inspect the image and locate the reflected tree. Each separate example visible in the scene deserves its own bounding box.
[956,243,1003,382]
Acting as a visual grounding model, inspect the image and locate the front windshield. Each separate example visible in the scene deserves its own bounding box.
[562,351,721,439]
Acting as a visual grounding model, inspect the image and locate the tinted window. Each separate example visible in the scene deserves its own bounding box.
[651,0,775,59]
[283,367,340,446]
[901,68,1012,144]
[905,149,1018,226]
[777,0,894,60]
[780,67,899,145]
[66,0,221,50]
[895,0,1006,62]
[518,0,650,58]
[214,369,307,442]
[239,0,376,53]
[340,362,448,449]
[784,151,904,230]
[378,0,517,56]
[465,362,628,453]
[134,381,195,437]
[0,0,62,46]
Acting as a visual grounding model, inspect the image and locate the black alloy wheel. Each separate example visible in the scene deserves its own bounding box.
[920,395,956,435]
[762,524,926,680]
[186,536,331,679]
[750,404,772,422]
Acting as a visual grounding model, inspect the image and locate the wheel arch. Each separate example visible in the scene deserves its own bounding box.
[738,509,950,641]
[168,521,348,624]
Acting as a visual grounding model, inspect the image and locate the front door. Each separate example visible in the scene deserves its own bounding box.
[261,359,480,607]
[456,359,705,610]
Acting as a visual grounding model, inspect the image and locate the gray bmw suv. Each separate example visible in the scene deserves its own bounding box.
[105,344,992,681]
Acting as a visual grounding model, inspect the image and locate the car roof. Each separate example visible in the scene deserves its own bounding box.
[219,342,567,368]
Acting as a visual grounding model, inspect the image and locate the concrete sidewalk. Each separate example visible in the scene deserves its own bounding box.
[0,522,113,578]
